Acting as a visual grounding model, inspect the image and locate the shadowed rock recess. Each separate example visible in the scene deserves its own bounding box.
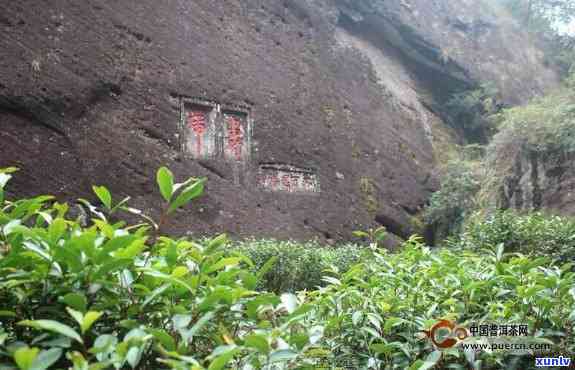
[0,0,558,246]
[499,150,575,216]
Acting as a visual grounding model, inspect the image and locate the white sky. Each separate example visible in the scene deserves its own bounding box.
[559,19,575,34]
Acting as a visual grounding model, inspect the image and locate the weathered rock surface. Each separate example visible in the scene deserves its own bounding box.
[499,150,575,216]
[0,0,558,244]
[336,0,559,105]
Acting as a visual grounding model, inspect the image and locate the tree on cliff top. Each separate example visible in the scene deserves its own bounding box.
[498,0,575,32]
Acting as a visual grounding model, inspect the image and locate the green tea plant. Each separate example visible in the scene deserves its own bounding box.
[229,239,368,293]
[0,167,320,369]
[352,226,387,250]
[457,210,575,262]
[1,167,574,370]
[305,237,575,369]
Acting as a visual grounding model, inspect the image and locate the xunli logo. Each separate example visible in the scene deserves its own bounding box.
[535,356,572,368]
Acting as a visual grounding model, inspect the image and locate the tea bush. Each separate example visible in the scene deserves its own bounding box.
[457,210,575,262]
[229,239,367,293]
[306,237,575,369]
[1,167,574,370]
[0,167,321,369]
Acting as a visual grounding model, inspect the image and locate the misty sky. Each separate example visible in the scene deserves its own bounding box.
[559,19,575,34]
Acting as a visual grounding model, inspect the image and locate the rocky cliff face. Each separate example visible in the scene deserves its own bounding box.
[0,0,558,245]
[499,150,575,216]
[336,0,559,105]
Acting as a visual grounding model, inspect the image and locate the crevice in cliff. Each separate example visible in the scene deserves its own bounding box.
[499,153,524,211]
[497,149,549,212]
[514,159,525,210]
[335,5,475,106]
[332,3,489,154]
[530,151,542,210]
[0,95,67,137]
[375,213,412,240]
[197,160,228,180]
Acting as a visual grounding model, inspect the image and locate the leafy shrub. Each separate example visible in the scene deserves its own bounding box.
[0,167,320,369]
[229,239,367,293]
[424,159,481,240]
[306,236,575,369]
[1,167,574,370]
[553,36,575,79]
[457,210,575,262]
[445,83,501,143]
[475,73,575,216]
[489,87,575,155]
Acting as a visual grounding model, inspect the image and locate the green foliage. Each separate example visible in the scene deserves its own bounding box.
[229,239,368,293]
[424,159,481,240]
[495,0,575,33]
[491,87,575,153]
[1,167,574,369]
[489,0,575,80]
[359,177,379,214]
[92,186,112,212]
[0,168,319,369]
[0,167,19,205]
[482,86,575,206]
[307,236,575,369]
[153,166,206,215]
[457,210,575,262]
[567,65,575,87]
[552,35,575,77]
[445,82,501,143]
[352,226,388,249]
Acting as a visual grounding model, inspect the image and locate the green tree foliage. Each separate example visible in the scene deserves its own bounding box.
[424,159,482,240]
[494,0,575,77]
[488,85,575,165]
[445,83,501,143]
[552,34,575,75]
[498,0,575,32]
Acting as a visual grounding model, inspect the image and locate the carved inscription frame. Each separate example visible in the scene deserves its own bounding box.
[179,97,252,163]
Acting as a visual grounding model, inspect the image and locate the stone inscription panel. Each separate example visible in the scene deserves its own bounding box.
[223,111,250,162]
[257,164,320,193]
[184,104,216,159]
[180,97,251,162]
[178,98,318,194]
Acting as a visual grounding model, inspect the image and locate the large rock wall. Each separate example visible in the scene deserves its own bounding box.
[499,150,575,215]
[0,0,558,244]
[336,0,559,105]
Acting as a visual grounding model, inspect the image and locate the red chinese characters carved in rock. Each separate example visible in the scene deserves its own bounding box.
[187,111,207,156]
[226,115,244,161]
